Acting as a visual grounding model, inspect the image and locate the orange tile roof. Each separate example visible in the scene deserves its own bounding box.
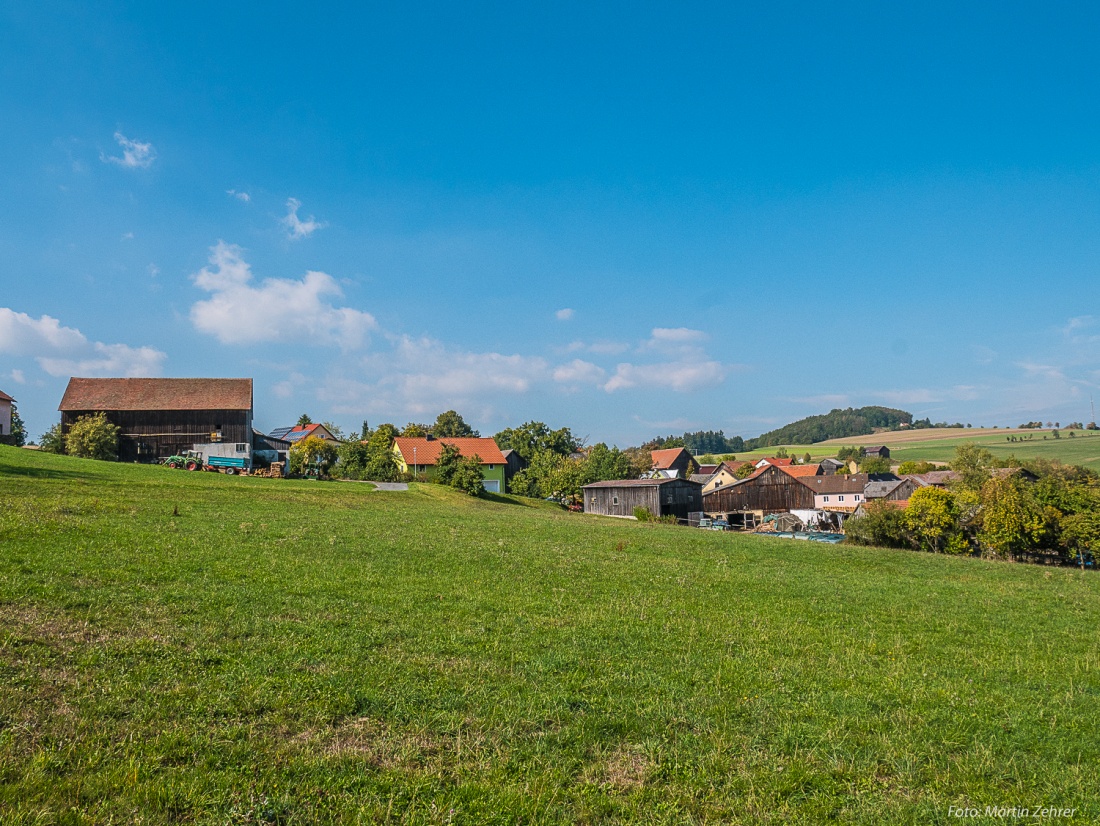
[779,464,822,478]
[0,389,13,402]
[758,457,795,467]
[393,436,507,466]
[59,378,253,411]
[651,447,690,468]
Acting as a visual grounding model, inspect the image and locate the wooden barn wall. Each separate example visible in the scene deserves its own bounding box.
[885,478,920,501]
[585,481,702,519]
[702,467,814,514]
[585,486,660,518]
[61,408,252,462]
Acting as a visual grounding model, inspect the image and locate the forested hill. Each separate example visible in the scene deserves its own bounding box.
[746,406,913,448]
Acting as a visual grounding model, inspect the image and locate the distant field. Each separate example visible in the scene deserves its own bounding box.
[734,428,1100,472]
[2,446,1099,823]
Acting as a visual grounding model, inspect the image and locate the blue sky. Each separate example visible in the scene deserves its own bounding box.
[3,3,1100,443]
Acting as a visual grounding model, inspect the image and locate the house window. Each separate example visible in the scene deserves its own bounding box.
[839,495,845,502]
[235,443,247,452]
[488,464,494,469]
[824,496,829,502]
[854,494,861,501]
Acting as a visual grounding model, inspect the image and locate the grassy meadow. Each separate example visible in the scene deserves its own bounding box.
[2,445,1099,824]
[735,428,1100,472]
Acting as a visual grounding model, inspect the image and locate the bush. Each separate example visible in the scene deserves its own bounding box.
[450,455,486,497]
[859,457,892,475]
[289,435,339,476]
[65,413,120,460]
[633,506,653,521]
[844,501,910,549]
[38,423,66,454]
[897,460,937,475]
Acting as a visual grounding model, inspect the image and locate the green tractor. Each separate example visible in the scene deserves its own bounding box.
[163,449,205,471]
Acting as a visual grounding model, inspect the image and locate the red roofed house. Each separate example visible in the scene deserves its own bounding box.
[58,377,253,463]
[778,463,823,478]
[754,456,796,469]
[392,436,508,493]
[650,447,696,479]
[0,389,14,441]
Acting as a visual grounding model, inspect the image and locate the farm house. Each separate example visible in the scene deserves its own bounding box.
[58,377,254,463]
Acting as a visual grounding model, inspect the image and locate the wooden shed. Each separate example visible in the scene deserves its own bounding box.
[58,377,253,463]
[702,464,815,517]
[582,477,702,520]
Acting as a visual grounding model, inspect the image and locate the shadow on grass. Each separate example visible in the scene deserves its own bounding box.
[480,491,554,508]
[0,463,93,482]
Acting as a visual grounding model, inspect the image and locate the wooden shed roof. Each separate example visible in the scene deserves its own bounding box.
[583,477,702,489]
[59,378,253,411]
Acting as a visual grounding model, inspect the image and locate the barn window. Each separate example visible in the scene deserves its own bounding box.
[235,443,247,452]
[612,496,619,505]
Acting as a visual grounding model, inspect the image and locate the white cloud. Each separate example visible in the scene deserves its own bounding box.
[101,132,155,169]
[561,339,630,355]
[281,197,326,239]
[322,335,550,419]
[38,342,166,378]
[0,309,87,354]
[648,327,708,345]
[9,369,25,384]
[0,308,165,377]
[227,189,251,202]
[121,231,134,241]
[552,359,605,386]
[555,308,574,321]
[190,241,376,348]
[603,359,725,393]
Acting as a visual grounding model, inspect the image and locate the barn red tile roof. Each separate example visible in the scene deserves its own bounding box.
[59,378,253,411]
[0,389,14,402]
[393,436,507,466]
[757,457,795,467]
[779,464,823,478]
[651,447,691,468]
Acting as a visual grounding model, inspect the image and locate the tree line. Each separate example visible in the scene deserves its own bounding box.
[845,445,1100,564]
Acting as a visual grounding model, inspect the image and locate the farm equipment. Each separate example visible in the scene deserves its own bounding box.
[162,443,252,475]
[163,450,205,471]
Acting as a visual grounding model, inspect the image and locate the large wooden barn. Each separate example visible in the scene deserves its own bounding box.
[582,477,702,520]
[58,378,253,463]
[702,464,815,524]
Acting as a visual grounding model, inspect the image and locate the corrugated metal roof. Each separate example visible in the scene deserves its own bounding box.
[59,378,253,411]
[583,477,702,489]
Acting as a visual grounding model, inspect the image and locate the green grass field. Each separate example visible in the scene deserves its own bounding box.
[734,429,1100,472]
[2,446,1098,824]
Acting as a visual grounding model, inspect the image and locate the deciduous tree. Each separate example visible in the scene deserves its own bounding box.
[65,413,120,461]
[432,410,478,438]
[905,486,962,553]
